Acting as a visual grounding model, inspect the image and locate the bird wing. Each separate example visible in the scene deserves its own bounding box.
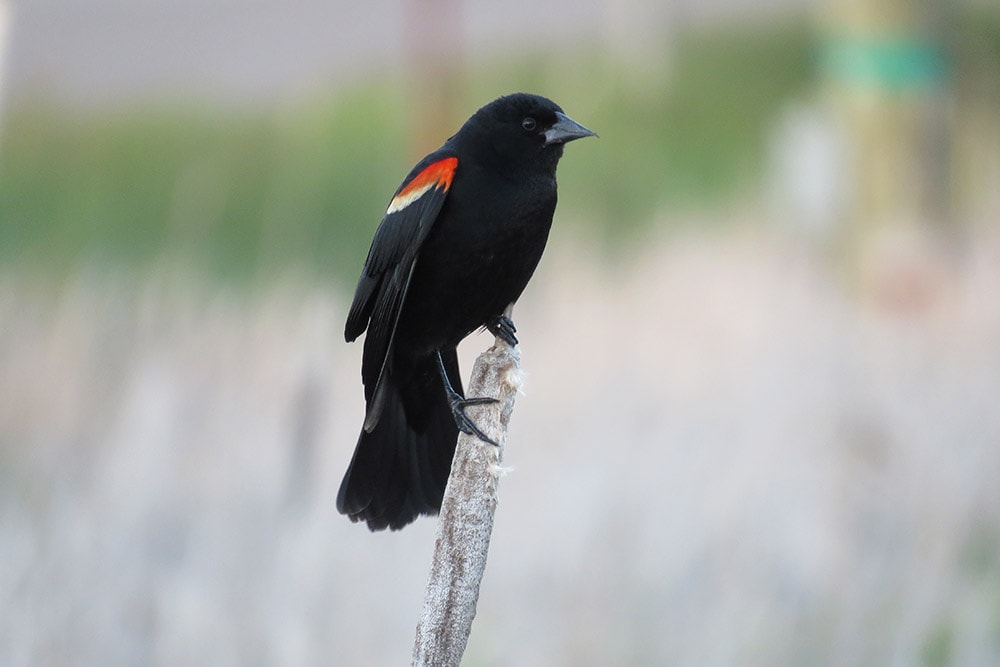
[344,151,459,429]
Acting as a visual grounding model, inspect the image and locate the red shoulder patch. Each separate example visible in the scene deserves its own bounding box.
[387,157,458,214]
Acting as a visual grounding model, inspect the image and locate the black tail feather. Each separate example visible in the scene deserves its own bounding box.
[336,351,461,531]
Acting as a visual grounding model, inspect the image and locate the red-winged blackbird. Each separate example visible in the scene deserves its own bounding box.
[337,93,595,531]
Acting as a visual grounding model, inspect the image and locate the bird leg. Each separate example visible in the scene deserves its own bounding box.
[487,314,518,347]
[436,350,498,446]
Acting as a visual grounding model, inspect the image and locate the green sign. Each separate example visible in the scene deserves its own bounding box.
[821,36,947,91]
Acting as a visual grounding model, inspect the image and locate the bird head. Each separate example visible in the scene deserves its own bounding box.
[455,93,596,170]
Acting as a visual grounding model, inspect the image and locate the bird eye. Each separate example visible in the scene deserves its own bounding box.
[521,117,537,132]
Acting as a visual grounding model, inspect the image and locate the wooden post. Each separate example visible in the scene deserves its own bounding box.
[402,0,464,160]
[819,0,952,307]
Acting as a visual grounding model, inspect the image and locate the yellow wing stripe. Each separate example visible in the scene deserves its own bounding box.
[387,157,458,214]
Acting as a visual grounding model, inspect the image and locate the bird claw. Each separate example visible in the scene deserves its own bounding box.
[487,314,518,347]
[449,395,499,446]
[436,350,499,446]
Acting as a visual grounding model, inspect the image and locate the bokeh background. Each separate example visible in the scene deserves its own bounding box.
[2,0,1000,665]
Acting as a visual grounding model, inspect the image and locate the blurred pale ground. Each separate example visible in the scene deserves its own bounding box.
[2,0,1000,665]
[4,227,1000,666]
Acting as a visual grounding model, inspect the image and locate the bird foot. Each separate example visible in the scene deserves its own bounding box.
[436,349,499,446]
[448,394,499,446]
[487,314,518,347]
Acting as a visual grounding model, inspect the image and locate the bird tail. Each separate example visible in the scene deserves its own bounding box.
[336,351,461,531]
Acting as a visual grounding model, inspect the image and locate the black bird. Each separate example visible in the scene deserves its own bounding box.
[337,93,595,530]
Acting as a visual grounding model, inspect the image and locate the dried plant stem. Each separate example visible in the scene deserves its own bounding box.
[411,337,521,667]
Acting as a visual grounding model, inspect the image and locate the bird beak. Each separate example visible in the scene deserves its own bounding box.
[544,112,598,146]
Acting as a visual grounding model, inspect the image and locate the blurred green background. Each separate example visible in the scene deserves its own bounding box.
[3,7,998,280]
[3,1,1000,665]
[1,25,818,280]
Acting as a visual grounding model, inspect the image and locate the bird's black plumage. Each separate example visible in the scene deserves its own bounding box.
[337,93,595,530]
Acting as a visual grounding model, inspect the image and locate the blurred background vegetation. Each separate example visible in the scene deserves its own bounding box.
[0,25,814,281]
[3,0,1000,665]
[2,6,998,283]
